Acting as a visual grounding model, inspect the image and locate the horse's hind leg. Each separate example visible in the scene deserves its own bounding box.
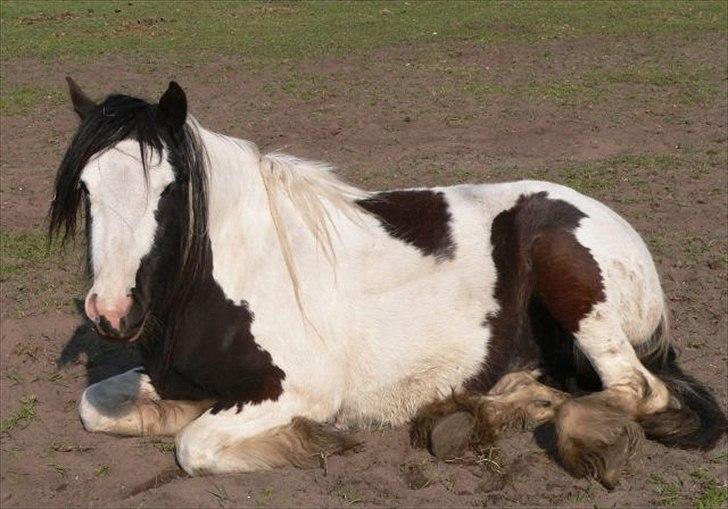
[553,309,671,488]
[80,367,212,437]
[411,371,569,460]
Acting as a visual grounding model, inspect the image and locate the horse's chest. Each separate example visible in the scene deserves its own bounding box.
[147,277,286,412]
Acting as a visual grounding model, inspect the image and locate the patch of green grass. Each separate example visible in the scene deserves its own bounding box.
[0,1,725,62]
[464,83,510,99]
[523,79,598,103]
[281,72,333,102]
[708,452,728,464]
[256,487,273,506]
[683,236,715,266]
[95,465,110,477]
[0,86,64,115]
[463,62,717,106]
[649,474,683,507]
[0,395,38,433]
[465,77,600,105]
[47,462,67,476]
[695,485,728,509]
[1,231,56,263]
[145,437,175,454]
[526,154,680,195]
[585,64,717,104]
[0,231,58,280]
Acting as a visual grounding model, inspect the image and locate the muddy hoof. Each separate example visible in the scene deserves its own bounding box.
[555,397,643,489]
[430,411,474,460]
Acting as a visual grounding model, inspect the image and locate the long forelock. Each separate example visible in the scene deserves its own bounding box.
[49,94,164,243]
[49,94,210,305]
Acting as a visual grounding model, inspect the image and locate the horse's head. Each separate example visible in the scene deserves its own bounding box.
[50,79,207,342]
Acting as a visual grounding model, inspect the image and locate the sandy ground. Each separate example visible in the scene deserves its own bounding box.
[1,32,727,508]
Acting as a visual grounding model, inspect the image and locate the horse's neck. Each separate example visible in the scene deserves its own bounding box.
[197,126,367,304]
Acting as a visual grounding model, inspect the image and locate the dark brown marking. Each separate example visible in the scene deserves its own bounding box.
[136,180,285,414]
[357,190,456,260]
[532,230,606,332]
[467,191,606,393]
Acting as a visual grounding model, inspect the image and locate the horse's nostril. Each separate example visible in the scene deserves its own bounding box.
[85,292,100,322]
[96,315,115,336]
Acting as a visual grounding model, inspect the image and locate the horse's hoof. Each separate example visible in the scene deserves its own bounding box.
[555,397,643,489]
[430,411,473,460]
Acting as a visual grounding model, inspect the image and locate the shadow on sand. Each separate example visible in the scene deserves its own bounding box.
[57,299,142,386]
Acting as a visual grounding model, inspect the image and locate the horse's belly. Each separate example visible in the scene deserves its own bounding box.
[335,291,491,427]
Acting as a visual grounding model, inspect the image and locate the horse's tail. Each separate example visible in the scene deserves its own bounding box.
[637,311,727,449]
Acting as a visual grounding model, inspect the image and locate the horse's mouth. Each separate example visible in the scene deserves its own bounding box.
[92,314,147,343]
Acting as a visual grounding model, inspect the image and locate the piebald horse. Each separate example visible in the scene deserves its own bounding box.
[50,80,725,487]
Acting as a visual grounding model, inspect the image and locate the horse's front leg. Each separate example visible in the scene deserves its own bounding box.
[79,367,212,437]
[175,392,359,475]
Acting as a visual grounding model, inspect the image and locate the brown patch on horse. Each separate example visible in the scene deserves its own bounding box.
[467,192,605,393]
[555,394,643,489]
[531,230,605,332]
[357,190,456,260]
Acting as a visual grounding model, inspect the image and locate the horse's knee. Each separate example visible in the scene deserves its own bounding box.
[79,382,135,433]
[79,384,108,433]
[555,395,643,489]
[175,425,217,475]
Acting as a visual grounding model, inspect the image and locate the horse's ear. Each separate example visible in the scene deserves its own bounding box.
[65,77,96,120]
[156,81,187,130]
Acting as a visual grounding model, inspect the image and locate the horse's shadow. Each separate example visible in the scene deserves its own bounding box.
[57,299,142,386]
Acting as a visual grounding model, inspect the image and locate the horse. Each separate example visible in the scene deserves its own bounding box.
[49,79,725,487]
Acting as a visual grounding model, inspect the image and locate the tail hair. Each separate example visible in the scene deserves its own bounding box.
[638,312,727,449]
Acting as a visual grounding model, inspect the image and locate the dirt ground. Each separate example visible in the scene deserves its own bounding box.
[1,29,727,509]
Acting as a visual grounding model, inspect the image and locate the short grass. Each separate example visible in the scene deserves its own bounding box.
[0,395,38,433]
[464,63,719,106]
[695,485,728,509]
[282,72,334,102]
[0,86,64,115]
[1,1,725,62]
[525,154,680,196]
[144,437,176,454]
[649,474,683,507]
[0,231,58,279]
